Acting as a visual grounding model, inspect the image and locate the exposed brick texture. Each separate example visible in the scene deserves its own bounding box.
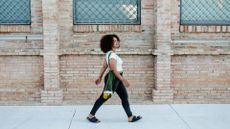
[41,0,62,104]
[0,0,229,105]
[0,56,43,104]
[172,55,230,103]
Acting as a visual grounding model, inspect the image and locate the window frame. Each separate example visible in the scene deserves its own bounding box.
[73,0,141,25]
[180,0,230,26]
[0,0,31,25]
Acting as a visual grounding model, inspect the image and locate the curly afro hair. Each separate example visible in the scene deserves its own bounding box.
[100,34,120,53]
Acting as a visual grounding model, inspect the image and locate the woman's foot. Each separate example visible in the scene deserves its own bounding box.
[128,115,142,122]
[87,114,101,123]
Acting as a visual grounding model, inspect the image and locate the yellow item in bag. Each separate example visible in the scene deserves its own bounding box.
[103,90,112,99]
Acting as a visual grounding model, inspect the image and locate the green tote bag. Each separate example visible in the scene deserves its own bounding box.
[103,52,116,99]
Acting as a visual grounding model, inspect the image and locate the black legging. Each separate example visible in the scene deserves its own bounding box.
[90,72,133,117]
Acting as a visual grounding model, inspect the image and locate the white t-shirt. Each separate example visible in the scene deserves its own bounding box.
[106,51,123,72]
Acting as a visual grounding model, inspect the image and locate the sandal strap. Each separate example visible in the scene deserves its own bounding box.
[130,115,142,122]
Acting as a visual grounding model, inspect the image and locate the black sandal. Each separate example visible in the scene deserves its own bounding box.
[129,115,142,122]
[87,116,101,123]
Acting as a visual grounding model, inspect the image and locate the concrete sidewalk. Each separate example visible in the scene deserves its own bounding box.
[0,104,230,129]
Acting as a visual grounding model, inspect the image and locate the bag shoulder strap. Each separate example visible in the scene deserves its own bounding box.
[107,51,113,69]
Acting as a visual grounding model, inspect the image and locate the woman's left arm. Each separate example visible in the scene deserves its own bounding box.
[95,58,108,85]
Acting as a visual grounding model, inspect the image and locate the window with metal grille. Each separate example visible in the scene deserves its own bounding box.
[180,0,230,25]
[0,0,31,25]
[73,0,141,25]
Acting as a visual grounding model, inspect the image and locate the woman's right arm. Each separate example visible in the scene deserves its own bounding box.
[109,59,130,87]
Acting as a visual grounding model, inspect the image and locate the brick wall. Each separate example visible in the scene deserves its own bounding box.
[170,0,230,104]
[58,0,155,104]
[172,55,230,103]
[0,0,229,105]
[0,0,43,105]
[0,56,43,104]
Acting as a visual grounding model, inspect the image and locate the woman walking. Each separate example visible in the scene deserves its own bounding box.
[87,34,142,123]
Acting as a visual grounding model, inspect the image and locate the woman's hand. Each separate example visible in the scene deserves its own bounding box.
[122,79,130,87]
[95,77,102,85]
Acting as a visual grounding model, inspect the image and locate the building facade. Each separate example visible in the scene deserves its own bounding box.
[0,0,229,105]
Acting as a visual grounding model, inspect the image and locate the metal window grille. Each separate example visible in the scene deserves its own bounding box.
[73,0,141,25]
[180,0,230,25]
[0,0,31,25]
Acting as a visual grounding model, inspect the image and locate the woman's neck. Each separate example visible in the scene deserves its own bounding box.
[112,48,116,52]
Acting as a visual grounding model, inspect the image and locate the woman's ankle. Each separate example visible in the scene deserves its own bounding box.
[88,114,94,118]
[128,116,133,121]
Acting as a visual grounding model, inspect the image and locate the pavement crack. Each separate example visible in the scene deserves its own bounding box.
[169,104,192,129]
[68,107,77,129]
